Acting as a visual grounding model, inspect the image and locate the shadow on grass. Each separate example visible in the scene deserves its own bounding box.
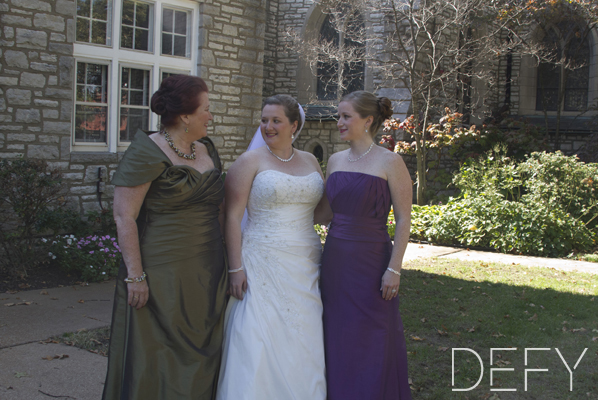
[400,258,598,400]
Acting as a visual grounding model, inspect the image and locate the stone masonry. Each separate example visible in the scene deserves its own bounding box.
[1,0,267,213]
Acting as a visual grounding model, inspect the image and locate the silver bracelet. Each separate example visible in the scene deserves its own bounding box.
[387,267,401,276]
[228,266,244,273]
[124,271,147,283]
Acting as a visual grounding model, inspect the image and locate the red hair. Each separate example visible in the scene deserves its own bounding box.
[151,75,208,127]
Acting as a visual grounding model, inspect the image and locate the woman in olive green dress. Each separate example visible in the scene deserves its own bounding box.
[102,75,228,400]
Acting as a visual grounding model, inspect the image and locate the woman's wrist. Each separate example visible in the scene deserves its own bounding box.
[386,267,401,276]
[124,271,147,283]
[228,266,244,273]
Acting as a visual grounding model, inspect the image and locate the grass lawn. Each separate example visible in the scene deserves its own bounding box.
[54,257,597,399]
[53,326,110,357]
[401,258,598,399]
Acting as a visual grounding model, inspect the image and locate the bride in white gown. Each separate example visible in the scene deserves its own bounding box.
[216,95,326,400]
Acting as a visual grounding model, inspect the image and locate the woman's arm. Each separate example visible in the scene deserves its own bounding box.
[113,183,151,309]
[380,153,413,300]
[224,153,258,300]
[314,154,337,225]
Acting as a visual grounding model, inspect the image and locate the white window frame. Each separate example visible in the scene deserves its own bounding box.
[160,6,192,58]
[75,0,114,47]
[72,0,199,153]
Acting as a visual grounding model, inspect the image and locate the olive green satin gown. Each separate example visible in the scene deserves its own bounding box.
[102,130,228,400]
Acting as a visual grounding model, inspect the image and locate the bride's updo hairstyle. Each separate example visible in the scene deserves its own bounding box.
[262,94,303,132]
[151,75,208,128]
[341,91,393,138]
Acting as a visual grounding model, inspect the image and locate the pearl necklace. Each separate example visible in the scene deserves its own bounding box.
[348,142,374,162]
[163,130,196,160]
[266,145,294,162]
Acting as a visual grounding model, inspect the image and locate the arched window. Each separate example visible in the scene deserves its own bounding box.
[536,24,590,112]
[316,9,365,101]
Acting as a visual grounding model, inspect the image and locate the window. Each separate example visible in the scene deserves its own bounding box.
[161,8,189,57]
[317,10,365,101]
[73,0,199,152]
[120,67,151,141]
[76,0,111,45]
[536,25,590,112]
[75,62,109,142]
[121,0,153,51]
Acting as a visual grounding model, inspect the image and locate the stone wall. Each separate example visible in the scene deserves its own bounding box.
[0,0,75,162]
[1,0,267,214]
[199,0,267,170]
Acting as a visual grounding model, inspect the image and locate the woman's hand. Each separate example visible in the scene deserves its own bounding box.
[128,281,149,309]
[380,270,400,301]
[229,270,248,300]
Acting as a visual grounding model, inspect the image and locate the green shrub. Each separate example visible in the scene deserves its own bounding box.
[0,159,66,277]
[411,196,595,257]
[411,150,598,257]
[519,151,598,229]
[48,233,121,282]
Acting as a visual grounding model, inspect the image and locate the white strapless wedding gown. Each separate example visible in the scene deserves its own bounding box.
[216,170,326,400]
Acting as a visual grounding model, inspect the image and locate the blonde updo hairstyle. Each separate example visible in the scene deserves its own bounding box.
[341,91,393,138]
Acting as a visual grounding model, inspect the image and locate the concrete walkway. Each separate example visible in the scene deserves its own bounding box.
[0,243,596,399]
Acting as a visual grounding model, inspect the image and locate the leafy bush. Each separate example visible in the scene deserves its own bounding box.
[0,159,67,277]
[411,150,598,257]
[411,196,595,257]
[519,152,598,230]
[48,233,121,282]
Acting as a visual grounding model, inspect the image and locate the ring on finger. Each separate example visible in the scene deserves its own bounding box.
[391,289,397,293]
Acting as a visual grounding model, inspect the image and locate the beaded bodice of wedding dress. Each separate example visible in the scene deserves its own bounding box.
[216,169,327,400]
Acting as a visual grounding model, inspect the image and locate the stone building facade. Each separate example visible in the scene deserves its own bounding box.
[0,0,268,213]
[1,0,596,213]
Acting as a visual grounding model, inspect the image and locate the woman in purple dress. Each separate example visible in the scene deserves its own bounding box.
[315,90,413,399]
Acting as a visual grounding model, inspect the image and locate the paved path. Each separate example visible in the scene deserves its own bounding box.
[0,244,595,399]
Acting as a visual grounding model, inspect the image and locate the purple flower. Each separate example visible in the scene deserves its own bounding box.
[89,251,94,254]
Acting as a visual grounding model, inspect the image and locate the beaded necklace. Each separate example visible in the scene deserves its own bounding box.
[163,130,196,160]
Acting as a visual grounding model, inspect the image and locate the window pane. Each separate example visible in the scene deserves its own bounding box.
[135,28,149,50]
[77,0,91,17]
[122,0,134,25]
[163,9,173,32]
[76,105,108,142]
[77,62,86,84]
[135,3,150,29]
[174,11,187,35]
[120,108,149,141]
[129,68,147,89]
[173,35,186,56]
[87,63,105,86]
[120,67,150,142]
[536,63,560,111]
[130,91,146,105]
[92,21,107,44]
[92,0,107,20]
[162,33,172,55]
[121,26,133,48]
[76,18,90,42]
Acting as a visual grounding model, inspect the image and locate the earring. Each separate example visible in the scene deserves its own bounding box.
[365,128,368,133]
[185,126,188,133]
[291,134,295,140]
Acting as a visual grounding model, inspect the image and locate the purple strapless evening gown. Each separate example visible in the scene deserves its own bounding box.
[321,171,412,400]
